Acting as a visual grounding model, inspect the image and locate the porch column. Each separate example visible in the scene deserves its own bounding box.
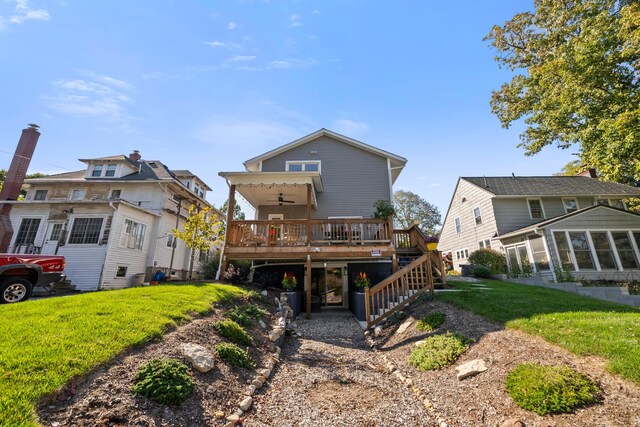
[306,254,312,319]
[306,184,312,245]
[221,184,236,275]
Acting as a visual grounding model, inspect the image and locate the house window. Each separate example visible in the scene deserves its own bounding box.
[553,232,575,271]
[116,266,128,277]
[478,241,484,249]
[166,233,174,248]
[563,199,578,213]
[484,239,491,249]
[454,217,461,234]
[15,218,41,245]
[527,199,545,219]
[110,189,121,199]
[464,249,469,258]
[612,232,639,269]
[610,199,625,209]
[529,236,549,270]
[91,164,103,177]
[199,249,209,262]
[34,190,48,201]
[120,219,146,250]
[590,232,617,270]
[68,218,104,244]
[473,207,482,225]
[569,232,595,270]
[70,189,85,200]
[49,223,63,241]
[285,161,321,172]
[105,164,117,177]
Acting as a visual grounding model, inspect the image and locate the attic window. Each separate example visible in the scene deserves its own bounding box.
[105,164,117,177]
[286,161,320,172]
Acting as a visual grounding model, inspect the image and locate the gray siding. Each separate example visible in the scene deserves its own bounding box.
[439,179,499,270]
[260,135,391,219]
[545,207,640,230]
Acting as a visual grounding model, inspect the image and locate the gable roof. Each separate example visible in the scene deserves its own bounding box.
[243,128,408,183]
[462,176,640,197]
[497,204,640,240]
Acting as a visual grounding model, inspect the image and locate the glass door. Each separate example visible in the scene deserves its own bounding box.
[310,264,348,308]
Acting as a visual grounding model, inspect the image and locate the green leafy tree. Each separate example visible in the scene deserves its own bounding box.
[172,205,222,280]
[554,160,584,177]
[393,190,441,234]
[486,1,640,184]
[219,199,245,220]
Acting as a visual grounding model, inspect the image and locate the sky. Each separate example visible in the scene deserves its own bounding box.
[0,0,576,219]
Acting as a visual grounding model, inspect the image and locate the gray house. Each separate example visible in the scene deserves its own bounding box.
[439,175,640,281]
[219,129,445,323]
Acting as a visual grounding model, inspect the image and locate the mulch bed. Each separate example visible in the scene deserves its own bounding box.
[372,300,640,427]
[37,292,277,427]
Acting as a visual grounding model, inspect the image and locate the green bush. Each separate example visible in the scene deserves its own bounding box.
[447,270,461,276]
[472,265,492,278]
[408,332,470,371]
[225,304,268,327]
[416,312,446,332]
[215,342,255,368]
[213,319,253,346]
[468,249,506,274]
[133,358,195,406]
[505,364,601,415]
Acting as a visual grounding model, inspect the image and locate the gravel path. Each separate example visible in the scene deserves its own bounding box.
[246,310,436,427]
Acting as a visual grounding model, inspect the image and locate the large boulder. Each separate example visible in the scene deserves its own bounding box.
[182,343,215,373]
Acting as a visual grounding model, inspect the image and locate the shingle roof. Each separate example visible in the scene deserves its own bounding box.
[463,176,640,197]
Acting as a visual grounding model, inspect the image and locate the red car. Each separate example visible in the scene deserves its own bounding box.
[0,254,66,303]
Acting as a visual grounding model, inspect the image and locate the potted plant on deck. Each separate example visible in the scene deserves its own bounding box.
[281,272,303,318]
[351,271,371,322]
[425,235,439,251]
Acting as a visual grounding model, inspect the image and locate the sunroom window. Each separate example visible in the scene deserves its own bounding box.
[568,232,595,270]
[590,232,617,270]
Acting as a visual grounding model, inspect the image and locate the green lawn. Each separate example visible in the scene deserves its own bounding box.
[0,283,244,427]
[438,280,640,384]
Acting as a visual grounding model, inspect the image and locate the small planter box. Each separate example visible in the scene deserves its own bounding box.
[282,291,303,318]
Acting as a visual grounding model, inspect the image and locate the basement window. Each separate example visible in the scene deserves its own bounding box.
[116,266,128,277]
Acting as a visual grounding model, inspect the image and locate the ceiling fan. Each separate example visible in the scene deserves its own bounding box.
[269,193,295,206]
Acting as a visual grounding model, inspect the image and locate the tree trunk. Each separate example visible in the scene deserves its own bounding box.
[188,249,196,281]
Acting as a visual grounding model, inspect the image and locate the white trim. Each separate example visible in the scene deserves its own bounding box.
[69,188,87,201]
[119,216,148,250]
[472,206,482,225]
[11,215,47,249]
[607,231,624,271]
[538,230,557,279]
[387,158,394,203]
[585,231,601,271]
[268,214,284,220]
[454,217,461,234]
[526,198,546,219]
[65,214,108,246]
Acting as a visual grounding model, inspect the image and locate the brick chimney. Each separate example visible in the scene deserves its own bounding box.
[576,168,598,179]
[129,150,141,162]
[0,124,41,252]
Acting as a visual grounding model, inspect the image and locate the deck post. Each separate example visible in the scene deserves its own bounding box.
[387,215,393,242]
[306,254,312,319]
[392,253,398,272]
[365,286,371,328]
[306,184,312,245]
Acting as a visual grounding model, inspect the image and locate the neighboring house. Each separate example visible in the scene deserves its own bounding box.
[439,174,640,281]
[5,150,219,291]
[218,128,444,323]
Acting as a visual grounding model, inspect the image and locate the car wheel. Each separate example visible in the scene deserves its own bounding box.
[0,277,33,303]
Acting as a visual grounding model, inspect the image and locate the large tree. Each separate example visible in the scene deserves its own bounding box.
[219,199,245,221]
[486,1,640,184]
[393,190,441,235]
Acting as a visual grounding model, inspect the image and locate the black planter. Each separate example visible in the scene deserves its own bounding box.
[351,291,366,321]
[282,291,303,318]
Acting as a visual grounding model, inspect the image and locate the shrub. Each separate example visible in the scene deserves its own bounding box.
[225,305,268,328]
[408,333,470,371]
[468,249,506,274]
[416,312,446,332]
[215,343,255,368]
[505,364,601,415]
[199,252,220,280]
[472,265,492,278]
[133,358,194,406]
[373,199,396,218]
[555,268,576,283]
[447,270,461,276]
[388,310,407,324]
[213,319,253,346]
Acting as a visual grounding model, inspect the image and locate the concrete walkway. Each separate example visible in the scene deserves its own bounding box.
[246,311,436,427]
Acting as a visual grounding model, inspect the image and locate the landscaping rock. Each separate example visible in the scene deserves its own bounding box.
[215,411,225,419]
[374,325,383,336]
[226,413,240,423]
[181,343,215,373]
[258,319,267,329]
[251,379,263,388]
[454,359,488,380]
[245,385,256,396]
[500,418,526,427]
[260,368,271,378]
[239,396,253,411]
[261,290,268,296]
[397,319,413,335]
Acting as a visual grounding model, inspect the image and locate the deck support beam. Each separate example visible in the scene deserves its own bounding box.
[306,254,312,319]
[221,184,236,275]
[306,184,312,245]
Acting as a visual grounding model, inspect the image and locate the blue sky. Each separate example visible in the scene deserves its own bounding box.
[0,0,576,218]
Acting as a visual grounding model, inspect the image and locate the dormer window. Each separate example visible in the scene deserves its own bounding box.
[105,164,117,177]
[91,165,103,177]
[286,161,321,172]
[91,163,117,178]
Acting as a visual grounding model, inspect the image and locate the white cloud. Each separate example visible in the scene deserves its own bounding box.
[204,41,225,48]
[9,0,49,25]
[312,10,320,14]
[227,21,239,30]
[45,73,135,125]
[332,119,370,137]
[230,55,256,62]
[267,57,317,69]
[192,118,304,149]
[290,14,301,27]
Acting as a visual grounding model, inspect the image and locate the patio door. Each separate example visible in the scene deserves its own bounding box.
[311,263,348,308]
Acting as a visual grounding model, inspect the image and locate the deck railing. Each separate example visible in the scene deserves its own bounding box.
[227,218,392,247]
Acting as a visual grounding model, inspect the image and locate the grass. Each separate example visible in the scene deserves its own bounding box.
[0,283,244,427]
[438,280,640,384]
